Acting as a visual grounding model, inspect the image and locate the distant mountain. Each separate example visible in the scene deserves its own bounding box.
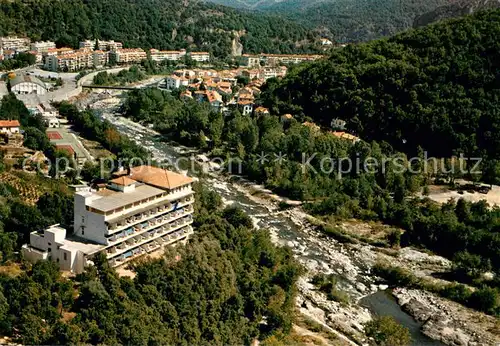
[206,0,450,42]
[276,0,450,42]
[203,0,329,10]
[414,0,500,27]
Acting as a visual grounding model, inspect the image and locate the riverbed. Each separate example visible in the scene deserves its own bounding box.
[82,93,496,345]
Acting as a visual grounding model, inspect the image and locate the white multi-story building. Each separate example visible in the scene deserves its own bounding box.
[92,50,110,67]
[0,36,30,51]
[189,51,210,62]
[30,41,56,53]
[241,54,260,68]
[150,49,186,62]
[79,40,123,51]
[110,48,147,64]
[22,166,195,273]
[261,53,323,66]
[45,49,95,71]
[166,75,189,89]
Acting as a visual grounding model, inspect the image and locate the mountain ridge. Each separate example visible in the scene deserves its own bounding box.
[413,0,500,26]
[206,0,450,42]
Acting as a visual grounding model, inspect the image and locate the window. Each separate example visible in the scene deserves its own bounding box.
[48,242,51,246]
[63,253,67,261]
[48,248,51,253]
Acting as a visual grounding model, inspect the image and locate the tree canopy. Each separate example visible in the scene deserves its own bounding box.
[0,0,319,58]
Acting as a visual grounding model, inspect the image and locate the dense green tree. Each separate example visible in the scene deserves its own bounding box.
[365,316,411,346]
[0,0,319,58]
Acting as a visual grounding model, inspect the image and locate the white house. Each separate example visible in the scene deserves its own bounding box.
[0,120,20,134]
[189,52,210,62]
[21,225,102,273]
[166,75,189,90]
[238,100,254,116]
[37,103,59,118]
[47,118,60,128]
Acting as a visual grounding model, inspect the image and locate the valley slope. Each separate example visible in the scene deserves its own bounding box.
[0,0,318,57]
[207,0,450,42]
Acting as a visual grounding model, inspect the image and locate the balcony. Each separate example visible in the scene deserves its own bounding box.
[110,225,194,267]
[107,217,193,260]
[106,207,193,246]
[106,197,194,236]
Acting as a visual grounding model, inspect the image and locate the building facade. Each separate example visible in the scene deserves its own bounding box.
[0,36,30,51]
[189,52,210,62]
[241,54,260,68]
[10,75,47,95]
[150,49,186,62]
[45,49,108,71]
[0,120,20,134]
[79,40,123,51]
[166,75,189,89]
[30,41,56,53]
[23,166,195,273]
[110,48,147,64]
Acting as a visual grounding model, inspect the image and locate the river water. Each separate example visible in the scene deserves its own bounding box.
[91,98,443,346]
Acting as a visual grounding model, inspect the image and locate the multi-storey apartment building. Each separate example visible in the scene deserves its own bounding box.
[79,39,123,51]
[22,166,195,272]
[30,41,56,53]
[44,49,109,71]
[189,51,210,62]
[241,54,261,68]
[92,50,110,68]
[150,49,186,62]
[110,48,147,64]
[0,36,30,51]
[262,53,322,66]
[46,49,94,71]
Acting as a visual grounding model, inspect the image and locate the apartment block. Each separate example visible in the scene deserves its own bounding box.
[79,39,123,51]
[166,75,189,89]
[46,50,94,72]
[0,36,30,51]
[189,51,210,62]
[262,53,322,66]
[30,41,56,53]
[241,54,260,68]
[110,48,147,64]
[92,50,110,68]
[150,49,186,62]
[22,166,195,273]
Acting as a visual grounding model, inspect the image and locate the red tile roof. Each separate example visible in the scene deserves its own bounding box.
[115,165,193,190]
[0,120,20,127]
[110,176,136,186]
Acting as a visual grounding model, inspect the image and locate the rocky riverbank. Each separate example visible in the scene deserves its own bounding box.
[228,177,500,346]
[83,91,499,346]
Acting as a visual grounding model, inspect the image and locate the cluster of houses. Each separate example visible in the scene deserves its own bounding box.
[165,66,360,144]
[166,67,277,116]
[0,36,211,72]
